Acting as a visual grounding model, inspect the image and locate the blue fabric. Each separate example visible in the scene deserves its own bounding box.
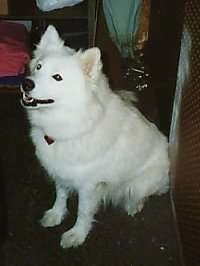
[0,74,24,86]
[103,0,142,58]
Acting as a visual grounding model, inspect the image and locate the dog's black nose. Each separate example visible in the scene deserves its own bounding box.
[22,78,35,92]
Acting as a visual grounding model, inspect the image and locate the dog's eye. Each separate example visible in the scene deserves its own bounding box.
[36,63,42,70]
[52,74,63,81]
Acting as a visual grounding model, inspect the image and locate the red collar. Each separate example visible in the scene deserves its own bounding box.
[44,135,55,145]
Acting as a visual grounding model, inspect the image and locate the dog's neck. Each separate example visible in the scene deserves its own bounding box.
[28,91,112,142]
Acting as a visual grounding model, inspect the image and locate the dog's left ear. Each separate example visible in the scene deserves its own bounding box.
[79,48,102,80]
[38,25,64,51]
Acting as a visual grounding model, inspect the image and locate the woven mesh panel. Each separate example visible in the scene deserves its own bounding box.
[174,1,200,265]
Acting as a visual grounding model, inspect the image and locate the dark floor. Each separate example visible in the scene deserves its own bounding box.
[0,92,181,266]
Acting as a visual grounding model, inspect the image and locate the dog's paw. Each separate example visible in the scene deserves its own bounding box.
[126,200,144,217]
[40,209,66,227]
[60,227,87,248]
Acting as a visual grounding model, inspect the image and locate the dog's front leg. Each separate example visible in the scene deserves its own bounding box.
[60,186,100,248]
[40,182,69,227]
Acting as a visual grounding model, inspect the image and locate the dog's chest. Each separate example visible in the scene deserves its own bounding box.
[31,129,105,185]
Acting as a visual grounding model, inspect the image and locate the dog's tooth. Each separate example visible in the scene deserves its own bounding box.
[23,93,27,101]
[23,93,34,103]
[28,98,34,103]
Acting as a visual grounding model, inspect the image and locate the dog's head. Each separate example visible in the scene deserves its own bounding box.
[21,25,102,110]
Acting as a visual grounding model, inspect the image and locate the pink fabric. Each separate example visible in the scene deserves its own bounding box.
[0,21,30,77]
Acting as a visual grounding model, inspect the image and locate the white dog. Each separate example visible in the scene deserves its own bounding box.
[21,25,169,248]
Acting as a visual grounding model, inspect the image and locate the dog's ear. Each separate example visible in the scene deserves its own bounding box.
[79,48,102,80]
[37,25,64,51]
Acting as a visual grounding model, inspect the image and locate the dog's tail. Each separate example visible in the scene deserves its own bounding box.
[115,89,138,104]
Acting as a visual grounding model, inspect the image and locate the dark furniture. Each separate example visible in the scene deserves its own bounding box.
[0,0,98,47]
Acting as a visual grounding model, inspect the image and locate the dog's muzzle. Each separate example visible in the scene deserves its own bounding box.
[21,78,54,107]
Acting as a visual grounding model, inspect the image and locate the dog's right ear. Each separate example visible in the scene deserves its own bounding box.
[78,48,102,81]
[37,25,64,51]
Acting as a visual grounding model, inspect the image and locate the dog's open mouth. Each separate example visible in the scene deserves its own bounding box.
[21,92,54,107]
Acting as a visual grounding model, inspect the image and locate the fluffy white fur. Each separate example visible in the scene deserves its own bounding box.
[21,25,169,248]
